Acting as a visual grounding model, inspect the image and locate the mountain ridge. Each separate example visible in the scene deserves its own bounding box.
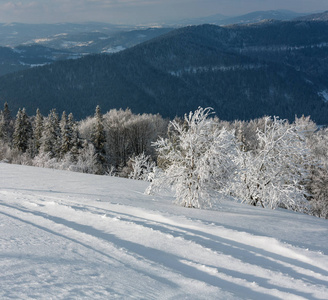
[0,21,328,123]
[294,10,328,21]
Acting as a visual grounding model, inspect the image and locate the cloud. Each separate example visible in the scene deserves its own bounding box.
[0,1,42,22]
[1,1,38,10]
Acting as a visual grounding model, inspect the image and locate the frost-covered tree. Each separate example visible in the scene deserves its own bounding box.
[33,108,44,154]
[232,116,311,212]
[103,108,168,171]
[129,152,155,181]
[73,140,97,174]
[0,102,13,143]
[78,116,95,142]
[12,108,32,153]
[67,113,81,161]
[60,111,77,157]
[12,108,23,150]
[39,109,61,158]
[126,114,155,156]
[91,105,107,174]
[148,107,239,208]
[308,165,328,218]
[104,108,132,168]
[306,127,328,218]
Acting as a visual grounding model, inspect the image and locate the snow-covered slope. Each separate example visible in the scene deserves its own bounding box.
[0,164,327,299]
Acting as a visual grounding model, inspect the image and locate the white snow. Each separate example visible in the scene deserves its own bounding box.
[19,61,50,67]
[54,33,68,37]
[61,41,94,48]
[12,48,25,54]
[319,90,328,103]
[33,37,54,43]
[169,64,263,77]
[102,46,126,53]
[241,43,328,53]
[0,163,327,299]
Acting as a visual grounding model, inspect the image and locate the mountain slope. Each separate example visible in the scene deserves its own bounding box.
[0,22,328,123]
[170,10,308,26]
[217,10,308,25]
[0,22,123,47]
[24,27,173,54]
[1,163,327,299]
[0,45,78,76]
[0,27,173,75]
[295,11,328,21]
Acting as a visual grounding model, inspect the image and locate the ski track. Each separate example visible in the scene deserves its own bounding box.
[1,187,327,300]
[0,165,328,299]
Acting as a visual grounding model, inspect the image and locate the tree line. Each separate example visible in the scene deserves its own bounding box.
[0,102,168,176]
[0,103,327,218]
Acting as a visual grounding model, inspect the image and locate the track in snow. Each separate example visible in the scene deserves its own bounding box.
[0,164,328,299]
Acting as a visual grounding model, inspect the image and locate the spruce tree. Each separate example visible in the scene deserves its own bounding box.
[12,108,32,153]
[40,109,61,158]
[12,108,22,151]
[60,111,71,157]
[0,102,13,143]
[91,105,107,174]
[33,108,44,154]
[68,113,81,161]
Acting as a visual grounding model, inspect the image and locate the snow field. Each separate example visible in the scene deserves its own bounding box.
[0,164,327,299]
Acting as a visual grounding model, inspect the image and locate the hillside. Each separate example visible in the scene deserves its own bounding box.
[0,22,328,123]
[295,11,328,22]
[0,163,327,299]
[166,10,308,26]
[25,27,173,54]
[0,22,123,47]
[0,28,173,76]
[214,9,307,25]
[0,45,78,76]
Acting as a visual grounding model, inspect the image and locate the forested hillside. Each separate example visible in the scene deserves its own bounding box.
[0,21,328,123]
[0,45,77,76]
[295,10,328,21]
[0,28,174,76]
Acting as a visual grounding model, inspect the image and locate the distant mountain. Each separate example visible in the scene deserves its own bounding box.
[0,22,127,47]
[0,45,73,75]
[0,27,173,75]
[174,13,228,26]
[0,11,317,49]
[0,45,79,76]
[218,10,308,25]
[171,10,309,26]
[294,11,328,21]
[0,22,328,124]
[25,27,173,54]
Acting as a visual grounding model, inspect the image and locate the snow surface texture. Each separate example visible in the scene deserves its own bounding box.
[0,164,327,299]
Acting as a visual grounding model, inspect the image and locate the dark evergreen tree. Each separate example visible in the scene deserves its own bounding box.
[0,102,13,143]
[67,113,81,161]
[40,109,61,158]
[60,111,71,157]
[12,108,22,150]
[12,108,32,153]
[91,105,107,174]
[33,108,44,154]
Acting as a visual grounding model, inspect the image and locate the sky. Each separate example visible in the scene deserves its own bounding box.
[0,0,326,24]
